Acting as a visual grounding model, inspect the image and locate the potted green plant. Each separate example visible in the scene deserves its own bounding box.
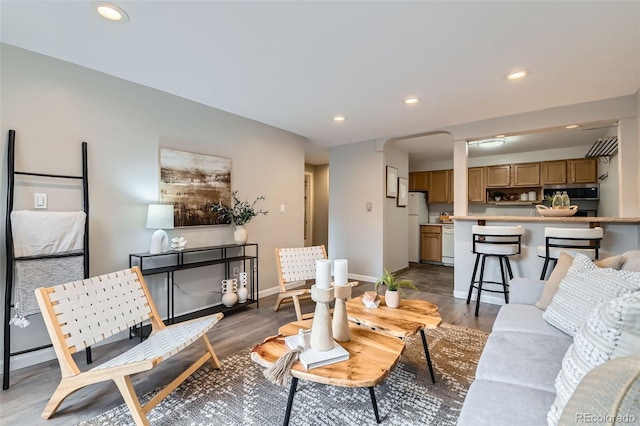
[375,269,417,308]
[211,191,268,244]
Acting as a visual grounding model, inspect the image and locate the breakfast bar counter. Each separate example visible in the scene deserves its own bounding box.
[448,216,640,306]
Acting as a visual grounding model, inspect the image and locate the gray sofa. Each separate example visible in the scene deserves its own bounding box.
[457,251,640,426]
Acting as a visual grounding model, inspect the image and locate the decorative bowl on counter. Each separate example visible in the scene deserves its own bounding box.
[535,205,578,217]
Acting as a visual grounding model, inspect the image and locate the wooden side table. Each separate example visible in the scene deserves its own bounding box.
[346,296,442,383]
[251,320,405,425]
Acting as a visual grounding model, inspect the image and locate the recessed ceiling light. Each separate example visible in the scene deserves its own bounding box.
[404,97,419,105]
[333,115,346,122]
[94,2,129,22]
[506,70,528,80]
[495,134,506,138]
[565,124,580,129]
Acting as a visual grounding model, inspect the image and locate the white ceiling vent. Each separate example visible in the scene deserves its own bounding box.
[586,137,618,158]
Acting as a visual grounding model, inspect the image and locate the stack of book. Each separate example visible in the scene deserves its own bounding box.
[285,331,349,370]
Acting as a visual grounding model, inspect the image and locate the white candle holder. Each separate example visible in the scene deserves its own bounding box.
[332,283,352,342]
[310,284,335,351]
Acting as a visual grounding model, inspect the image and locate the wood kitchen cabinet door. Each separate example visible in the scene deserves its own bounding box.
[428,170,452,203]
[468,167,485,202]
[420,226,442,262]
[486,165,511,187]
[542,160,567,184]
[512,162,540,186]
[569,158,597,183]
[409,171,429,191]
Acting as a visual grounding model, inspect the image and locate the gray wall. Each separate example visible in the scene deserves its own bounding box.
[1,45,307,369]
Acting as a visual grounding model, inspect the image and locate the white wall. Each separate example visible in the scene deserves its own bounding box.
[383,147,409,273]
[329,140,382,281]
[0,45,307,369]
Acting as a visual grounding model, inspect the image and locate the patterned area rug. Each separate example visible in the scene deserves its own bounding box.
[78,323,487,426]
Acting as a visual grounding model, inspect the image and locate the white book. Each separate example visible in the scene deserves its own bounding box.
[285,332,350,370]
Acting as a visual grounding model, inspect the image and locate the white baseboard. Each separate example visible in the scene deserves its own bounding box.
[347,273,376,284]
[453,290,506,306]
[0,346,57,373]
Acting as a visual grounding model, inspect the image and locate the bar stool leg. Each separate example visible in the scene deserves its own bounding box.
[467,254,481,305]
[498,256,509,304]
[505,257,514,280]
[475,255,487,317]
[540,258,551,280]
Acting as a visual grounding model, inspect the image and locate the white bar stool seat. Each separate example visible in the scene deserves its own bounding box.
[467,225,524,317]
[537,227,603,280]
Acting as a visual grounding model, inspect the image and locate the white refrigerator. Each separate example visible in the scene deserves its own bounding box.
[408,192,429,263]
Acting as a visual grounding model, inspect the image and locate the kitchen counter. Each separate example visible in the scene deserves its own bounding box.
[451,216,640,224]
[420,223,453,226]
[450,217,640,306]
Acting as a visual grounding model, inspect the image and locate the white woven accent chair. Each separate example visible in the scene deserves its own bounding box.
[34,266,224,426]
[274,245,327,321]
[467,225,524,317]
[537,227,603,279]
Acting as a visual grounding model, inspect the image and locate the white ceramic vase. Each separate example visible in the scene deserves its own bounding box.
[385,289,400,308]
[221,279,238,307]
[237,272,248,303]
[234,225,248,244]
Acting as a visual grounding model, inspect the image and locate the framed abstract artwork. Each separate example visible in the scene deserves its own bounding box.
[159,148,231,227]
[397,177,408,207]
[386,166,398,198]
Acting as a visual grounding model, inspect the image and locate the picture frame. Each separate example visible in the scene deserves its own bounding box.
[397,177,408,207]
[159,148,232,227]
[386,166,398,198]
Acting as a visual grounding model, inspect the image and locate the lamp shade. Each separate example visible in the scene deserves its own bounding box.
[146,204,174,229]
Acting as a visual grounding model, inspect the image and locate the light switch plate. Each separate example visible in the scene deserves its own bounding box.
[34,193,47,209]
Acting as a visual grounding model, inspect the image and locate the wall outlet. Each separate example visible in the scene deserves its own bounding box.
[233,266,240,277]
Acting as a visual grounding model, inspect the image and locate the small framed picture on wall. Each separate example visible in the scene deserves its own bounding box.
[386,166,398,198]
[397,177,408,207]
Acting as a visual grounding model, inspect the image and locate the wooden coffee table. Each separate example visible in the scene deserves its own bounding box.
[346,295,442,383]
[251,319,405,425]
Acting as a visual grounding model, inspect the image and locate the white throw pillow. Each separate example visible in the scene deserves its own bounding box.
[547,292,640,426]
[543,254,640,336]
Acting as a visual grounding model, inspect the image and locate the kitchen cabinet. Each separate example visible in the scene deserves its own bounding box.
[409,171,429,191]
[542,160,567,185]
[420,225,441,262]
[468,167,486,202]
[512,162,540,186]
[428,169,453,203]
[486,165,511,187]
[569,158,597,184]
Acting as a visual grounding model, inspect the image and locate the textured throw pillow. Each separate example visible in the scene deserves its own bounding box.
[535,252,625,310]
[621,250,640,272]
[543,254,640,336]
[557,356,640,426]
[547,292,640,426]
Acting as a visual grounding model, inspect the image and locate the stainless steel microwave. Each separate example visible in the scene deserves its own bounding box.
[543,184,599,200]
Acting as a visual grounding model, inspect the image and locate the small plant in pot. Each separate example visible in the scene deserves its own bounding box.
[211,191,268,244]
[375,269,417,308]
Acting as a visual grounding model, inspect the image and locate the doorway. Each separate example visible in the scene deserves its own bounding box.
[304,171,313,246]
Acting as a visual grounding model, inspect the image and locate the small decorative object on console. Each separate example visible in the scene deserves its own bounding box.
[171,237,187,250]
[221,279,238,307]
[362,291,380,308]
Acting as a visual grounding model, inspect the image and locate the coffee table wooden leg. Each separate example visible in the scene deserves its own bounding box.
[369,387,381,423]
[420,329,436,383]
[283,377,298,426]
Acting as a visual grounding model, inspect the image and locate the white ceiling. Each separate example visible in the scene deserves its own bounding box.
[1,1,638,164]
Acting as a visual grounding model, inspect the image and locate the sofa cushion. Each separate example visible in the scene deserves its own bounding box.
[543,254,640,336]
[558,356,640,426]
[475,331,572,393]
[621,249,640,272]
[535,252,625,310]
[492,304,570,338]
[548,292,640,426]
[457,379,555,426]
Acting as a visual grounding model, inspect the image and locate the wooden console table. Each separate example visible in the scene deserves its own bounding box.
[129,243,258,337]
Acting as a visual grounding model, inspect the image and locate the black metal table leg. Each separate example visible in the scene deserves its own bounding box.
[369,387,381,423]
[420,329,436,383]
[283,377,298,426]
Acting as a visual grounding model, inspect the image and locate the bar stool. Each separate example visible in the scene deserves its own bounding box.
[537,227,603,280]
[467,225,523,316]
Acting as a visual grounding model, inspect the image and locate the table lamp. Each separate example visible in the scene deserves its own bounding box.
[146,204,174,254]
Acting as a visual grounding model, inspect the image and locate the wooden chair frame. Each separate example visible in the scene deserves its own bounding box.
[274,245,327,321]
[34,266,223,426]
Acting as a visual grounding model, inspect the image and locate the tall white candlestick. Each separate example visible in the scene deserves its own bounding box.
[316,259,331,289]
[334,259,348,286]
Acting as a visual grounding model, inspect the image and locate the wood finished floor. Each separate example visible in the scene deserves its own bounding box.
[0,264,499,425]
